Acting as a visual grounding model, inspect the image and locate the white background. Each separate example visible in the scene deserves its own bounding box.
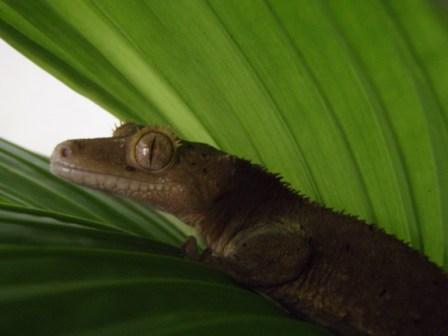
[0,39,118,156]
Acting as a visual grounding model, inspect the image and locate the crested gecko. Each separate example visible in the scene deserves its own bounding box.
[50,123,448,336]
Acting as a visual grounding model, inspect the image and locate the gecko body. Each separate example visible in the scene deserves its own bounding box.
[50,123,448,336]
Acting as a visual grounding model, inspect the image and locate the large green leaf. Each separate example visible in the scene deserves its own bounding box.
[0,206,329,336]
[1,0,447,267]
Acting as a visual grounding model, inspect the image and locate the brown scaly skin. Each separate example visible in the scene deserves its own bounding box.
[50,123,448,336]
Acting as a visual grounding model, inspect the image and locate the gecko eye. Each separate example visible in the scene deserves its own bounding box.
[135,132,175,171]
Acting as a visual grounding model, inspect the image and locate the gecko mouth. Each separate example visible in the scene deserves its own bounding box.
[50,161,183,194]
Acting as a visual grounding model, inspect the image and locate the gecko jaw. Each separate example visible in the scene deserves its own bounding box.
[50,160,184,195]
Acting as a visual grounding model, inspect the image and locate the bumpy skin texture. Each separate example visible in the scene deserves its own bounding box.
[50,123,448,336]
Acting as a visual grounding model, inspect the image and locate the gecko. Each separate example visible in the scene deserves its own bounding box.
[50,123,448,336]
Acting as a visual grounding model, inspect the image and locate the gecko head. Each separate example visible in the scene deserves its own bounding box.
[50,123,236,220]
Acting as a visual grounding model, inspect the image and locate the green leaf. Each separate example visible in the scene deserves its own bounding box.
[0,204,177,253]
[1,0,447,267]
[0,209,329,336]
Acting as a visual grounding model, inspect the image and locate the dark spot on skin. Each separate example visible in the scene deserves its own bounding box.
[202,168,208,175]
[125,165,136,172]
[378,289,387,298]
[344,243,351,252]
[201,153,208,159]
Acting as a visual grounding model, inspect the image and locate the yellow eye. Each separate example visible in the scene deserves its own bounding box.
[135,131,175,171]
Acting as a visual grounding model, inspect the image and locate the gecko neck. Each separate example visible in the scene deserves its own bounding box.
[194,159,303,252]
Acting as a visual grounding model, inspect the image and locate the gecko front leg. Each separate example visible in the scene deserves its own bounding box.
[180,236,202,260]
[183,224,312,288]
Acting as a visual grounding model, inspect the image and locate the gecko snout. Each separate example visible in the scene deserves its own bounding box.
[50,139,92,170]
[54,141,73,159]
[50,140,81,164]
[49,140,79,179]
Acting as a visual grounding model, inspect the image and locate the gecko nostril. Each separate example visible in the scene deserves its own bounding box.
[60,146,72,158]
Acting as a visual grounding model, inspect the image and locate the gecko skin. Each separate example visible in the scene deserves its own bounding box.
[50,123,448,336]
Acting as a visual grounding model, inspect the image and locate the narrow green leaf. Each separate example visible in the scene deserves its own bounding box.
[73,314,331,336]
[0,205,180,254]
[0,245,328,335]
